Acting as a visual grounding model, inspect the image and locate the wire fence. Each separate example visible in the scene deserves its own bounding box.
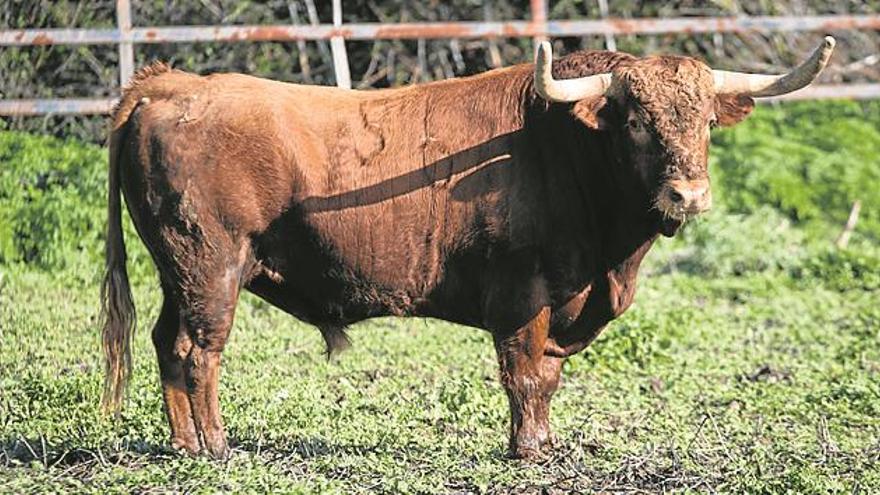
[1,0,879,116]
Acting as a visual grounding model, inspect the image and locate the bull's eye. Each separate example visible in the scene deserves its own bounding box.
[626,118,645,132]
[709,115,719,129]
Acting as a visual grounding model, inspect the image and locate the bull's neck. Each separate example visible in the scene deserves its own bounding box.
[395,64,534,148]
[526,100,660,271]
[591,136,661,274]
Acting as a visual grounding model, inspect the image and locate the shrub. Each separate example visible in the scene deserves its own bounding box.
[710,100,880,240]
[793,245,880,291]
[0,131,151,283]
[0,131,106,269]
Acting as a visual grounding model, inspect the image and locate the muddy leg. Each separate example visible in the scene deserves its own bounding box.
[535,355,563,449]
[182,275,239,460]
[184,339,229,459]
[151,294,199,454]
[494,307,564,459]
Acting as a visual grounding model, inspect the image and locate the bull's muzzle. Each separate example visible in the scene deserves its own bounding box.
[657,178,712,219]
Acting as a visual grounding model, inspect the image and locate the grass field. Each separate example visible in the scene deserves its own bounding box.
[1,101,879,493]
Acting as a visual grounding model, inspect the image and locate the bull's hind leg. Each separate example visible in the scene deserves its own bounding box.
[149,231,245,459]
[152,292,199,454]
[179,267,241,460]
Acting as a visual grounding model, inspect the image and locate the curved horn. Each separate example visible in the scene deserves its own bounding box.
[534,41,612,102]
[714,36,836,97]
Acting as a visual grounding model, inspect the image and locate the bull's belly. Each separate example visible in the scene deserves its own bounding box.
[246,194,490,328]
[244,270,483,330]
[246,239,486,330]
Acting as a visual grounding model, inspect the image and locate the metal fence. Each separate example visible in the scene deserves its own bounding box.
[2,0,879,116]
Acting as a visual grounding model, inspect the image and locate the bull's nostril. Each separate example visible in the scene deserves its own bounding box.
[668,190,684,204]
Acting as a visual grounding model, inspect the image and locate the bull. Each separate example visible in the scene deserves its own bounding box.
[101,37,835,459]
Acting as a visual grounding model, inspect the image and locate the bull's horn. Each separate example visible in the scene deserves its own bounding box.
[534,41,612,102]
[713,36,836,97]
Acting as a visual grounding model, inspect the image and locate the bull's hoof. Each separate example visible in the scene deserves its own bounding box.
[170,436,201,456]
[507,441,553,462]
[170,435,228,460]
[507,446,550,462]
[202,435,230,461]
[204,444,230,461]
[507,433,557,461]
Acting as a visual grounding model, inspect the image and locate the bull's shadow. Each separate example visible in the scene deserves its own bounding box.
[0,435,170,468]
[0,432,439,467]
[298,131,521,214]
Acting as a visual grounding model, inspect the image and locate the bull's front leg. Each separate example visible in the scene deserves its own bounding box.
[493,307,564,459]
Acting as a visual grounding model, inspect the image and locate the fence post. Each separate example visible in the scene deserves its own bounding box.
[116,0,134,88]
[530,0,548,49]
[330,0,351,89]
[596,0,617,51]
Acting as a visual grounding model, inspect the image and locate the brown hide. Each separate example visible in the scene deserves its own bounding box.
[115,51,647,341]
[105,48,725,459]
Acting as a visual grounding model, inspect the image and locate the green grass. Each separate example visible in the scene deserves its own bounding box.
[2,101,880,493]
[2,244,879,493]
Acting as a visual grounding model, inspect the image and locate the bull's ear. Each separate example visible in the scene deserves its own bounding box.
[715,93,755,127]
[572,96,609,130]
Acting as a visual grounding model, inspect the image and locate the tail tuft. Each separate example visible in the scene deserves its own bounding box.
[100,261,136,414]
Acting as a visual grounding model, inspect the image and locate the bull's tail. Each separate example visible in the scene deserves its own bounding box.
[100,62,174,413]
[100,122,137,415]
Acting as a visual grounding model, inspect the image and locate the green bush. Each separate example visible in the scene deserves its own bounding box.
[710,100,880,240]
[0,131,105,269]
[650,206,807,277]
[794,246,880,291]
[0,131,150,283]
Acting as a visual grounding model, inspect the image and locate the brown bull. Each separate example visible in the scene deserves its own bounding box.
[101,38,834,459]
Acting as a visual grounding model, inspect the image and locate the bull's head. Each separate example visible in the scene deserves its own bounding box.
[534,37,835,236]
